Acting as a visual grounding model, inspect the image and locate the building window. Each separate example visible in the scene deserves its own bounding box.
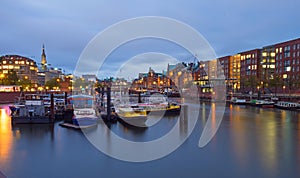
[284,60,290,66]
[284,46,290,58]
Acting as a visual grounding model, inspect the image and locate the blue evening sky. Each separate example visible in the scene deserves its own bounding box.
[0,0,299,79]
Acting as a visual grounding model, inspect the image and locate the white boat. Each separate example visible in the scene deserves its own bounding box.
[274,101,300,110]
[66,95,99,127]
[116,105,148,127]
[255,100,275,108]
[230,97,247,105]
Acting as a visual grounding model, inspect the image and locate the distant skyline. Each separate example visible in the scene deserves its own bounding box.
[1,0,300,78]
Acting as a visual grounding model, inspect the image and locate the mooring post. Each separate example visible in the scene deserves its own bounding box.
[64,92,68,106]
[107,87,111,121]
[50,93,55,121]
[101,87,104,107]
[138,91,142,103]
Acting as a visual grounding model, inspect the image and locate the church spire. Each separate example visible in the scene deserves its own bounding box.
[41,44,47,70]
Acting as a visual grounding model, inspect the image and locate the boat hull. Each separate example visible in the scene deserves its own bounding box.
[256,104,274,108]
[146,107,181,115]
[274,105,300,110]
[117,115,148,127]
[12,116,53,124]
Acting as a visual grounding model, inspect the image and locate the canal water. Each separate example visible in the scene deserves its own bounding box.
[0,103,300,178]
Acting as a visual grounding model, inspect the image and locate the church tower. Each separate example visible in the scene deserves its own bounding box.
[41,44,47,70]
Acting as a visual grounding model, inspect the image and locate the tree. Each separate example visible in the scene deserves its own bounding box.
[284,77,300,97]
[244,76,259,93]
[17,78,33,91]
[6,70,18,85]
[73,78,89,89]
[1,70,19,85]
[45,77,61,90]
[269,74,283,96]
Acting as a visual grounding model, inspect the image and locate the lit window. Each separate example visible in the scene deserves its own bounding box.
[262,52,267,57]
[2,61,6,64]
[280,48,282,53]
[8,65,13,69]
[15,61,19,64]
[3,70,8,74]
[270,52,276,57]
[2,65,8,69]
[283,74,287,78]
[270,64,275,69]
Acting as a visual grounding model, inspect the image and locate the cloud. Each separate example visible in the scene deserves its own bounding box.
[1,0,300,77]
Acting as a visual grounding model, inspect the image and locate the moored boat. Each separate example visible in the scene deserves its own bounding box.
[60,94,99,129]
[10,94,54,124]
[116,105,148,127]
[138,102,181,115]
[230,97,247,105]
[255,100,275,108]
[274,101,300,110]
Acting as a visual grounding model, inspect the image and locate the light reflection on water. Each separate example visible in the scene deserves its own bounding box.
[0,104,299,177]
[0,107,13,174]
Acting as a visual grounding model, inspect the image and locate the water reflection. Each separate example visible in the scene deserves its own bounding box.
[0,103,299,177]
[228,105,300,176]
[0,107,13,172]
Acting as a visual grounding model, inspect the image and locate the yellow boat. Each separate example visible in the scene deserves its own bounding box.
[116,106,148,127]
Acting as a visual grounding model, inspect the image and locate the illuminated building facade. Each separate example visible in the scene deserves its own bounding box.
[0,55,38,86]
[273,38,300,93]
[131,67,173,93]
[239,49,261,91]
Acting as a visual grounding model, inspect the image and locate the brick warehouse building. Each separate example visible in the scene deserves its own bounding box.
[213,38,300,94]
